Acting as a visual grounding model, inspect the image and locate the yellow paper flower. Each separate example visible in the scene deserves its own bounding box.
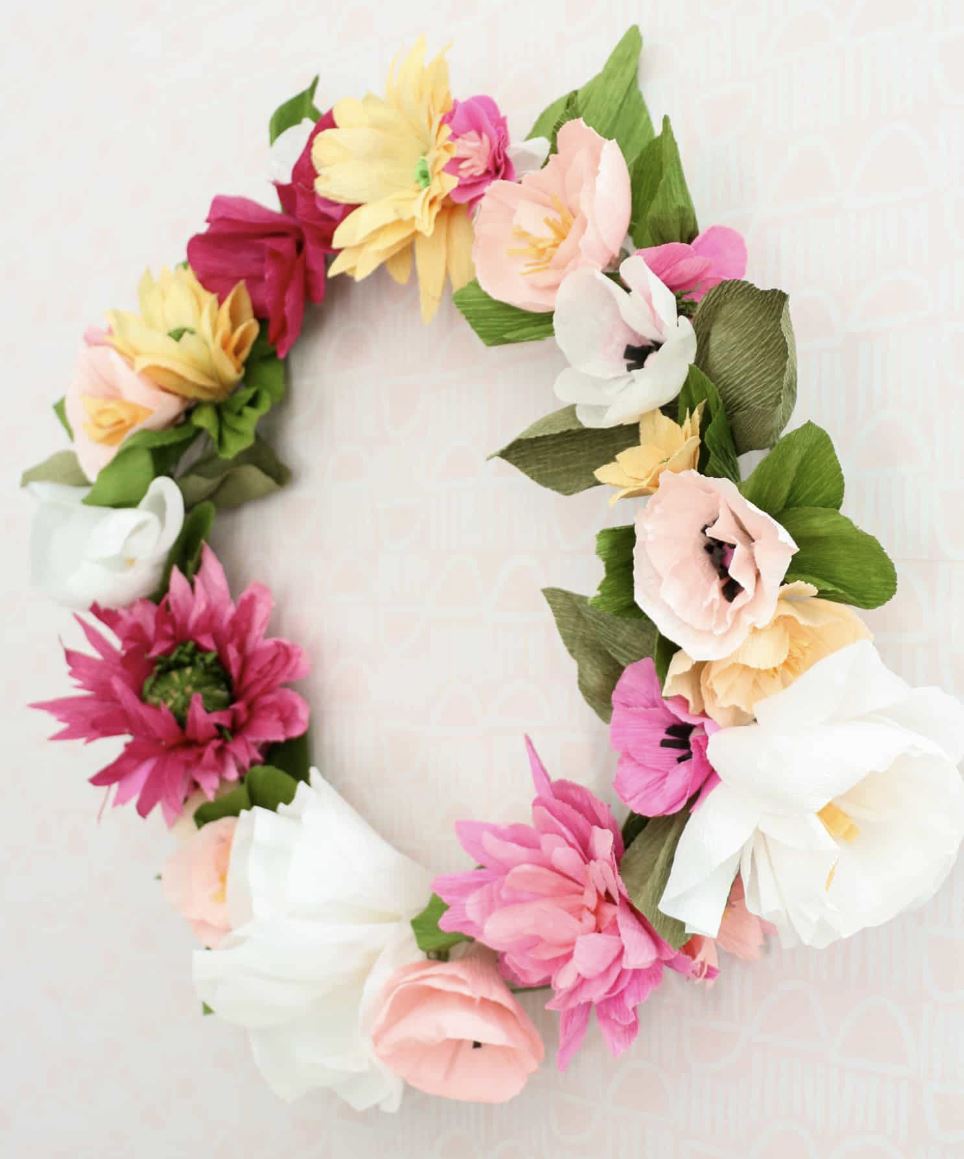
[312,39,474,321]
[594,406,703,503]
[106,267,258,403]
[664,581,872,727]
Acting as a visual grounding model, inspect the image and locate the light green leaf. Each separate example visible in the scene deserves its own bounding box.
[263,731,311,783]
[590,526,641,619]
[269,76,321,144]
[191,331,286,459]
[544,587,658,722]
[619,810,690,949]
[692,280,797,453]
[782,507,897,609]
[245,765,300,812]
[740,421,844,517]
[21,449,88,488]
[178,437,291,510]
[493,405,640,495]
[53,397,73,439]
[155,500,215,597]
[453,280,554,347]
[676,366,739,483]
[411,894,472,957]
[529,89,577,142]
[629,116,698,248]
[83,423,199,508]
[194,783,251,828]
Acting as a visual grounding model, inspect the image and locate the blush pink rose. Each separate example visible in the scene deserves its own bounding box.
[634,470,797,661]
[637,226,747,304]
[370,950,544,1103]
[472,118,631,312]
[162,816,237,947]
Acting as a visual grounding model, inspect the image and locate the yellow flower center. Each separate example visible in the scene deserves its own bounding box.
[82,395,153,446]
[818,802,859,843]
[508,196,574,275]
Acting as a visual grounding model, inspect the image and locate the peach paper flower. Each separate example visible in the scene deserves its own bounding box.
[162,816,237,947]
[682,878,773,985]
[472,118,631,312]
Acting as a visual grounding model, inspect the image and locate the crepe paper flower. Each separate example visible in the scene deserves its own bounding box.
[34,546,309,824]
[433,739,692,1070]
[312,40,474,322]
[610,657,718,817]
[274,112,354,242]
[553,256,697,428]
[370,949,544,1104]
[634,470,797,662]
[106,267,259,403]
[665,581,872,727]
[472,118,630,313]
[660,641,964,949]
[162,816,237,948]
[28,476,184,611]
[594,405,703,503]
[681,878,773,985]
[442,96,515,208]
[637,226,747,305]
[65,340,188,481]
[193,771,432,1111]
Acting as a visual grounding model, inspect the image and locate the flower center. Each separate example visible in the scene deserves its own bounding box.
[414,156,432,189]
[702,526,743,603]
[167,326,196,342]
[508,195,575,275]
[82,395,154,447]
[624,341,662,372]
[818,802,859,843]
[659,721,695,764]
[142,641,233,726]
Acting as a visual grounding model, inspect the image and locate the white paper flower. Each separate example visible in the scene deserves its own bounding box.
[193,771,432,1111]
[660,642,964,948]
[552,254,697,428]
[28,476,184,610]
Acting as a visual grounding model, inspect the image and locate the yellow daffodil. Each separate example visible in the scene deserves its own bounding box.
[594,405,704,503]
[106,267,258,403]
[312,39,474,321]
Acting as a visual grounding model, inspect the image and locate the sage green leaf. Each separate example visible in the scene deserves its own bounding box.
[619,810,690,948]
[268,76,320,144]
[83,423,199,508]
[155,500,215,597]
[544,587,658,722]
[493,405,639,495]
[194,783,251,828]
[21,449,88,488]
[676,366,739,483]
[782,507,897,609]
[263,731,311,783]
[245,765,300,812]
[590,526,641,618]
[629,116,698,248]
[53,397,73,438]
[453,280,554,346]
[411,894,471,957]
[692,280,797,453]
[178,437,291,510]
[740,421,844,517]
[192,333,286,459]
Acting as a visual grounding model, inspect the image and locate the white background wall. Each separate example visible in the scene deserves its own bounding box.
[2,1,962,1155]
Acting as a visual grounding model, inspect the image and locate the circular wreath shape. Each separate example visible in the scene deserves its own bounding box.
[23,28,964,1111]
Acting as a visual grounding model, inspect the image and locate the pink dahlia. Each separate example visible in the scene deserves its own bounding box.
[433,739,693,1069]
[35,546,309,824]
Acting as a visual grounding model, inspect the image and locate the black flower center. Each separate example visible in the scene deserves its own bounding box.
[660,721,695,764]
[702,525,743,603]
[142,641,233,725]
[624,341,660,372]
[471,1040,483,1049]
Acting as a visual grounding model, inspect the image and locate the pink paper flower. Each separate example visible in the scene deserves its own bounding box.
[634,470,797,661]
[681,878,772,986]
[35,546,309,824]
[162,816,237,947]
[370,949,544,1103]
[636,226,747,304]
[611,657,718,816]
[472,118,631,312]
[433,739,692,1069]
[443,95,515,207]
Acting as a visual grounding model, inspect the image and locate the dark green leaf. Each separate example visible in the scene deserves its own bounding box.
[194,783,252,828]
[21,450,88,488]
[411,894,472,957]
[629,116,698,248]
[453,280,554,347]
[178,436,291,510]
[740,421,844,517]
[676,366,739,483]
[493,405,640,495]
[191,332,286,459]
[83,423,199,508]
[245,765,300,812]
[621,811,648,847]
[692,280,797,453]
[782,507,897,609]
[543,587,658,722]
[619,810,690,948]
[155,501,215,597]
[590,526,641,618]
[53,397,73,439]
[263,731,311,783]
[269,76,320,144]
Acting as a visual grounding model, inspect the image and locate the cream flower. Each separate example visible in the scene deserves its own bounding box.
[594,405,703,503]
[664,581,872,726]
[106,266,258,403]
[660,642,964,948]
[313,39,474,321]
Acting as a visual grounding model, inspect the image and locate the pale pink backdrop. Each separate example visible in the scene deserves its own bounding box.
[2,1,962,1155]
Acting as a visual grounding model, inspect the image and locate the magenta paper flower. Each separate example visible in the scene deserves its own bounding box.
[433,739,693,1069]
[637,225,747,304]
[443,95,514,207]
[611,657,718,817]
[35,546,309,824]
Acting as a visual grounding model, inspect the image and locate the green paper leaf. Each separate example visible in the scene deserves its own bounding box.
[263,731,311,783]
[194,783,252,828]
[201,1002,214,1016]
[178,436,291,511]
[544,587,658,722]
[155,500,215,597]
[493,405,640,495]
[692,280,797,454]
[53,397,73,439]
[21,449,89,488]
[529,89,577,143]
[782,507,897,609]
[269,76,320,144]
[411,894,471,957]
[676,366,739,483]
[740,421,844,517]
[83,423,199,509]
[629,116,698,248]
[590,526,641,619]
[191,329,286,459]
[453,280,554,347]
[245,765,300,812]
[619,810,690,949]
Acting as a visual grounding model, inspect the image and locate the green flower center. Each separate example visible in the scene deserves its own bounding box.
[142,641,233,725]
[167,326,196,342]
[414,156,431,189]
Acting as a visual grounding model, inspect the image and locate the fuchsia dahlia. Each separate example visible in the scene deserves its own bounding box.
[433,739,693,1070]
[35,546,309,824]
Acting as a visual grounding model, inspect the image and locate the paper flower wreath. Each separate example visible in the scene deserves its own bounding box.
[23,29,964,1110]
